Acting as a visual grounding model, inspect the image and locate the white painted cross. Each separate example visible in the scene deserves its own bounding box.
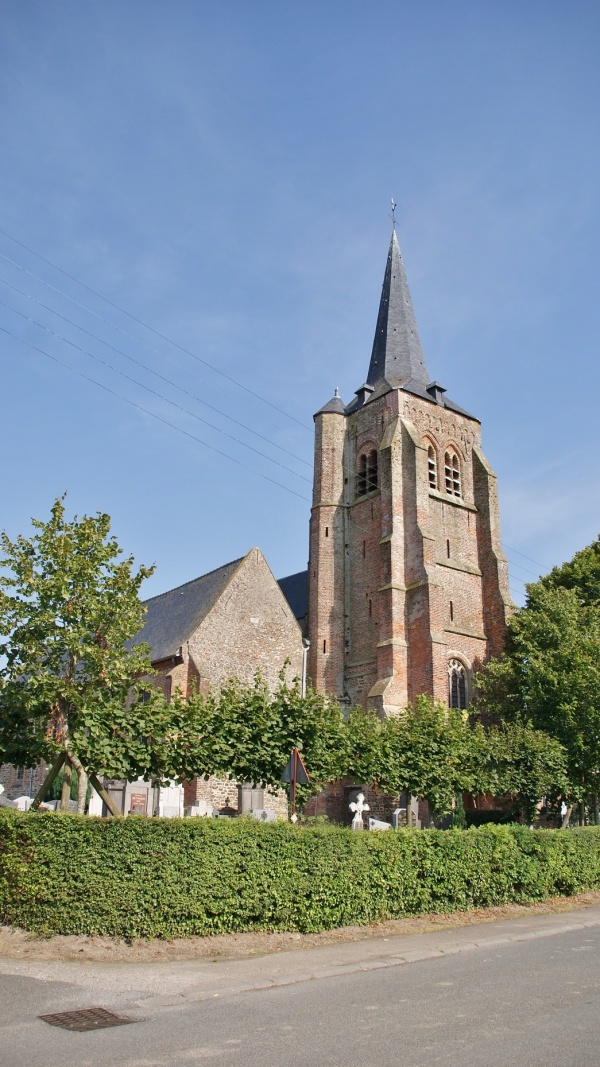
[349,792,370,830]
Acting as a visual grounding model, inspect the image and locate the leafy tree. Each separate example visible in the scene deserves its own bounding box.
[343,697,475,820]
[469,721,568,824]
[540,535,600,607]
[376,696,476,819]
[159,672,348,800]
[0,497,159,812]
[476,576,600,817]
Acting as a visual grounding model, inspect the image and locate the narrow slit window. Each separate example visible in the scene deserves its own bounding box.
[363,540,366,558]
[428,446,437,489]
[446,539,451,558]
[323,640,327,654]
[325,526,329,538]
[449,600,454,621]
[369,599,372,617]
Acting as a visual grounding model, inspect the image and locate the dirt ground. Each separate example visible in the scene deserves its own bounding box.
[1,890,599,964]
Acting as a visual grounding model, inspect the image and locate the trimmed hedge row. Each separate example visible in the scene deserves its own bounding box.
[1,810,600,939]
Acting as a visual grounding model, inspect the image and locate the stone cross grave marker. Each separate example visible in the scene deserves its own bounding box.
[349,792,370,830]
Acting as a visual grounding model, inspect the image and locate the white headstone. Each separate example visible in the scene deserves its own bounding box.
[368,817,392,831]
[349,792,370,830]
[185,800,214,818]
[251,808,278,822]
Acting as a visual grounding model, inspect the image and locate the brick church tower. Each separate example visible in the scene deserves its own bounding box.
[307,230,512,716]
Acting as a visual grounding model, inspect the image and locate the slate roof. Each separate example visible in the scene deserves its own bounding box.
[343,229,476,421]
[316,389,346,416]
[367,229,430,391]
[277,570,308,621]
[135,557,244,663]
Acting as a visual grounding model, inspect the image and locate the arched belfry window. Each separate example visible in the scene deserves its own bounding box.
[367,450,378,492]
[448,659,468,709]
[356,449,378,497]
[427,444,438,490]
[356,453,367,497]
[444,450,461,498]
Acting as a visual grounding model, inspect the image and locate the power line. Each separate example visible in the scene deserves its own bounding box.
[502,542,548,571]
[0,228,313,432]
[0,299,312,485]
[0,324,312,504]
[501,556,542,580]
[0,273,312,469]
[0,247,310,447]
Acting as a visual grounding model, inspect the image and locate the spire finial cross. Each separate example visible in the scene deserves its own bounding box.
[390,197,397,230]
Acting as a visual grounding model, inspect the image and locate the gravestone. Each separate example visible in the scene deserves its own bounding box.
[349,792,370,830]
[251,808,278,822]
[185,799,214,817]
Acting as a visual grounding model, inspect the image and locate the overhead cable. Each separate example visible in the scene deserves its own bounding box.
[0,273,311,469]
[0,299,311,485]
[0,227,313,431]
[0,324,311,504]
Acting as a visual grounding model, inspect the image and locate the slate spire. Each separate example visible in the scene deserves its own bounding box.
[367,230,430,390]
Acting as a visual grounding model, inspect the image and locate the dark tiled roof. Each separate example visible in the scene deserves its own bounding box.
[367,230,430,390]
[316,391,346,416]
[340,231,477,422]
[135,557,244,663]
[278,570,308,621]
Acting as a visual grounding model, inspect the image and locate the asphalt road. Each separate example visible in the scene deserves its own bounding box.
[2,908,600,1067]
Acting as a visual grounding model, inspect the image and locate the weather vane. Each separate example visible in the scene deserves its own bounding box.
[390,197,397,230]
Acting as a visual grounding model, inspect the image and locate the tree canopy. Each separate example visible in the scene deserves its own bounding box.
[0,497,157,790]
[475,537,600,811]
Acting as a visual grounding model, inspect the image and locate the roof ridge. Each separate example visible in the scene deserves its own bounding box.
[142,555,246,605]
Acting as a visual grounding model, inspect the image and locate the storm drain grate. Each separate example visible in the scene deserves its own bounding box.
[39,1007,137,1032]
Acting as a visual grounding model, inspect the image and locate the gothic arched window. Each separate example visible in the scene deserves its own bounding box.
[367,450,378,492]
[427,445,438,490]
[448,659,468,709]
[356,453,368,497]
[444,450,461,498]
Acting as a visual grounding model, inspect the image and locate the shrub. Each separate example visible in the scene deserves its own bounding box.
[1,811,599,940]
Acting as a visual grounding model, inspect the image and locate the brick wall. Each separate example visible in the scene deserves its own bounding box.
[308,385,512,717]
[0,760,48,801]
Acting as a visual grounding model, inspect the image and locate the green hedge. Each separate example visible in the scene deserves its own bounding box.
[1,810,600,939]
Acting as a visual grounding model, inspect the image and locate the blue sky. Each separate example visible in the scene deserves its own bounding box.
[1,1,598,604]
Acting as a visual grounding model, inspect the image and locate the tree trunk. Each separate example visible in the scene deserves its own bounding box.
[60,760,72,811]
[66,749,88,815]
[579,800,585,826]
[30,751,66,809]
[87,770,123,818]
[593,794,599,826]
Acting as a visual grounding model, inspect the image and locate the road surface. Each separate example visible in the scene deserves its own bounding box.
[2,903,599,1066]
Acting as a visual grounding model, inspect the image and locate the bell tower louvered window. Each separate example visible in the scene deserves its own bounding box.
[356,449,378,497]
[427,445,437,489]
[444,450,461,498]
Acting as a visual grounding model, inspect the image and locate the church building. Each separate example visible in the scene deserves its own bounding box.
[0,228,513,815]
[305,230,512,716]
